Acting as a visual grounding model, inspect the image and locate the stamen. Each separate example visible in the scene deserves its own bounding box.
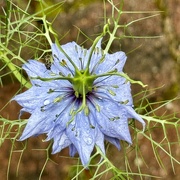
[81,46,84,53]
[50,72,57,76]
[115,59,120,65]
[47,89,54,94]
[84,106,89,116]
[55,114,59,118]
[119,100,129,105]
[111,85,119,88]
[40,106,45,112]
[60,59,67,66]
[34,84,41,87]
[90,124,95,129]
[75,45,78,53]
[53,96,63,103]
[53,54,59,60]
[95,104,100,112]
[109,116,120,121]
[108,89,116,96]
[74,91,79,98]
[59,72,64,76]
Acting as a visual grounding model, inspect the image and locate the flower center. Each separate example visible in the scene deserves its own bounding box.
[71,68,95,97]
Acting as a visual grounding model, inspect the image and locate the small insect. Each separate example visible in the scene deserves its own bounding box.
[44,54,53,70]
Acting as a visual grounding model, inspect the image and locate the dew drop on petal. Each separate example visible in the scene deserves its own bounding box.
[98,70,102,74]
[86,128,90,133]
[44,99,50,105]
[83,135,93,145]
[70,120,75,125]
[109,127,115,135]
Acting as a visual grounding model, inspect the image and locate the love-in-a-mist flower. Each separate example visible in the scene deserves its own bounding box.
[13,39,145,167]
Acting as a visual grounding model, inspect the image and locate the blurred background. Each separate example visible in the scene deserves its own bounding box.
[0,0,179,179]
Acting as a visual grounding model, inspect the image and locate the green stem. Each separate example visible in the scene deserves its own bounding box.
[31,75,73,82]
[1,54,31,89]
[104,3,123,54]
[95,72,147,87]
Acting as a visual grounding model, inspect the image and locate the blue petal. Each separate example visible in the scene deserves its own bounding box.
[124,105,145,130]
[22,60,48,77]
[19,96,73,140]
[105,136,121,150]
[94,99,132,143]
[22,60,61,86]
[94,77,133,106]
[51,42,90,76]
[92,51,127,74]
[95,38,103,49]
[51,43,75,76]
[88,44,104,73]
[19,108,54,140]
[94,127,105,154]
[13,86,60,113]
[66,111,96,166]
[69,144,78,157]
[51,131,72,154]
[45,99,76,141]
[87,102,106,154]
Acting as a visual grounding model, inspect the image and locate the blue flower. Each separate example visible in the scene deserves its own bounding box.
[13,39,145,167]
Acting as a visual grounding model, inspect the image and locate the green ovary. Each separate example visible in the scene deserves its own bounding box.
[72,69,95,97]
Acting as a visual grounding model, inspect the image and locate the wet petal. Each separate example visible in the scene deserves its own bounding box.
[66,111,96,166]
[23,60,61,86]
[51,42,90,76]
[105,136,121,150]
[69,144,78,157]
[124,105,145,130]
[94,127,105,154]
[51,131,72,154]
[94,99,132,143]
[13,86,58,113]
[92,51,126,74]
[19,108,55,140]
[22,60,48,77]
[94,77,133,105]
[19,97,73,140]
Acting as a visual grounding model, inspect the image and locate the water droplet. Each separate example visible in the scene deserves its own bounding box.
[44,99,50,105]
[83,135,93,145]
[86,129,90,133]
[121,113,127,119]
[109,127,115,135]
